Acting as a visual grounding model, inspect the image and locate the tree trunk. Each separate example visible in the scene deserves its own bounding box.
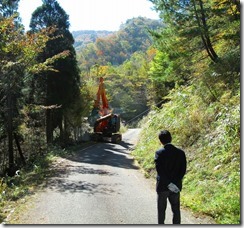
[59,113,64,142]
[63,116,69,143]
[7,85,14,169]
[198,0,218,62]
[193,0,218,62]
[46,109,53,144]
[14,133,26,166]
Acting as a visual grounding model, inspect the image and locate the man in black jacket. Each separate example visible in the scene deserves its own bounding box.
[155,130,187,224]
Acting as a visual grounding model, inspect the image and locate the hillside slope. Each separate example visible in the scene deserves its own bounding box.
[132,84,240,224]
[73,30,114,50]
[73,17,161,66]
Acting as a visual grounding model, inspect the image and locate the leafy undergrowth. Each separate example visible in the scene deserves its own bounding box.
[0,156,50,223]
[0,144,89,223]
[132,85,240,224]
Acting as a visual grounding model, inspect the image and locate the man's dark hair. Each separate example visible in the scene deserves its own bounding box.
[158,130,172,145]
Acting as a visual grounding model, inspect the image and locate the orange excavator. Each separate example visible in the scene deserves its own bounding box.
[89,77,122,143]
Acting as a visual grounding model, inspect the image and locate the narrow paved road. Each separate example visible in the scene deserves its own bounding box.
[8,129,214,224]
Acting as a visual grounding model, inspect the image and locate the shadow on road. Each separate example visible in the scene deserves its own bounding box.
[65,141,139,170]
[46,178,120,196]
[44,140,139,195]
[45,162,121,195]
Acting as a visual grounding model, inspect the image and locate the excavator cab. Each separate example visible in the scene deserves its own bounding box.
[89,77,122,143]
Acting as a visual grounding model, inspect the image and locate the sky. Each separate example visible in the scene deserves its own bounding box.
[18,0,160,32]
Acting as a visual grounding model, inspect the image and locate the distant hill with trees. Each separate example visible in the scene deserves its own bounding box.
[73,30,114,49]
[73,17,162,67]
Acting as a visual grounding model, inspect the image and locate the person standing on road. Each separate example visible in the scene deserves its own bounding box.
[155,130,187,224]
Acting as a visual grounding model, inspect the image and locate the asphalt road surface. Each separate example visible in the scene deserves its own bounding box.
[7,129,215,225]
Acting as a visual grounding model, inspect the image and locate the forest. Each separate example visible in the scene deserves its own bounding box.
[0,0,240,224]
[74,16,162,122]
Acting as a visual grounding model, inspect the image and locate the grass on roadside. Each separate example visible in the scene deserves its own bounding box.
[132,85,240,224]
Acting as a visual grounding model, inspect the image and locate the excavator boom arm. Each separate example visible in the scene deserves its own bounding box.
[95,77,109,112]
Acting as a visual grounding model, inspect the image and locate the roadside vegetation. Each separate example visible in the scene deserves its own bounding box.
[132,83,240,224]
[0,148,53,223]
[0,144,84,223]
[132,0,240,224]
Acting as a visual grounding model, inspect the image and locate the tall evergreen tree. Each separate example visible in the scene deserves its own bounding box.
[0,0,19,17]
[29,0,81,144]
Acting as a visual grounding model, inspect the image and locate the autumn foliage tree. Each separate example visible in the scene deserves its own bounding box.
[0,2,69,174]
